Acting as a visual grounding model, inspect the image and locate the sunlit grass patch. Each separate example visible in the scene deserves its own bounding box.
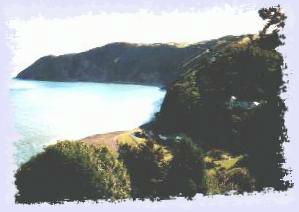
[117,130,146,148]
[203,150,252,194]
[214,155,243,170]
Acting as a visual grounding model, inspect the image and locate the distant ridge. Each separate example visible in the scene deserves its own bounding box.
[16,35,241,87]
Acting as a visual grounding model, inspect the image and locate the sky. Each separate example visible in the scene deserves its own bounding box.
[7,4,264,76]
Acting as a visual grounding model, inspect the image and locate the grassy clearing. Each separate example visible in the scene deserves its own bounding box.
[214,156,243,170]
[117,130,173,165]
[203,150,251,194]
[117,131,145,147]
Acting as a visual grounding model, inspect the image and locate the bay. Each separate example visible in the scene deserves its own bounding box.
[9,79,165,166]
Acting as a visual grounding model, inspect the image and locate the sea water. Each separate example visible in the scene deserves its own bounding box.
[9,79,166,166]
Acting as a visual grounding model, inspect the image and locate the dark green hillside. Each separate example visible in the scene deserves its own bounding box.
[16,37,243,86]
[154,34,281,144]
[152,5,290,190]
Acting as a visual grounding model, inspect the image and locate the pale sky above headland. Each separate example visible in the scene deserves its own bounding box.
[8,5,264,76]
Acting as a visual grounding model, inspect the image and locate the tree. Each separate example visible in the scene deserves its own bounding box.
[236,5,290,190]
[15,141,131,203]
[258,5,287,49]
[118,140,171,200]
[163,136,206,199]
[259,5,287,36]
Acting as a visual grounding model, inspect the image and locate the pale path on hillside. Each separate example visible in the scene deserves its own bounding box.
[79,128,144,152]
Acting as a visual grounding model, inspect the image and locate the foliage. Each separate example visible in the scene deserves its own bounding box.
[258,5,287,49]
[163,136,206,199]
[258,5,286,36]
[118,139,171,200]
[153,6,291,191]
[118,135,206,200]
[205,167,255,194]
[204,151,255,194]
[15,141,131,203]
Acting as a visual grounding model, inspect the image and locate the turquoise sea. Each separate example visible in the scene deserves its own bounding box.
[9,79,165,166]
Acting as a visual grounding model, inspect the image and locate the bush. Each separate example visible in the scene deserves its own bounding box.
[226,168,255,192]
[119,136,206,200]
[164,136,206,199]
[212,167,255,194]
[118,139,171,200]
[15,141,131,203]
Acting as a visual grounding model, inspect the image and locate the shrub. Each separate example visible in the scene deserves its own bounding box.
[15,141,131,203]
[212,167,255,194]
[119,135,206,200]
[226,168,255,192]
[118,139,172,200]
[164,136,206,199]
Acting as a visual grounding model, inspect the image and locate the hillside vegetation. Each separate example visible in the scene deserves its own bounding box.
[152,5,289,190]
[16,38,240,86]
[15,6,291,203]
[15,141,131,203]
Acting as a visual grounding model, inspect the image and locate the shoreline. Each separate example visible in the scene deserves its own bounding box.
[13,78,166,90]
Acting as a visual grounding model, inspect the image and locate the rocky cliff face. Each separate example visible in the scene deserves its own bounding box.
[16,36,240,86]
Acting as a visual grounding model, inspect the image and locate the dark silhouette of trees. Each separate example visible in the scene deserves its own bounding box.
[15,141,131,203]
[163,136,206,199]
[152,5,291,191]
[118,136,205,200]
[118,140,169,200]
[258,5,287,49]
[259,5,287,36]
